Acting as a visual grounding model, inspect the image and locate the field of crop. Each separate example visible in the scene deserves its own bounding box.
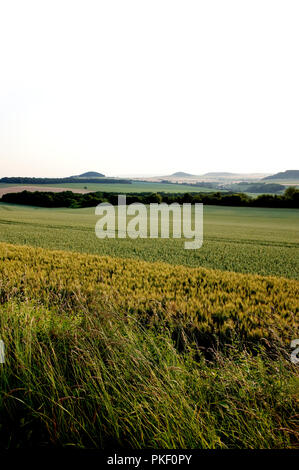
[0,202,298,449]
[264,179,299,186]
[0,203,298,279]
[43,181,225,192]
[1,242,298,344]
[0,185,91,197]
[0,242,298,449]
[0,181,221,193]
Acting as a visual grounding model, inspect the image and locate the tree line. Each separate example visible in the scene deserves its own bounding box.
[0,177,132,184]
[1,187,299,208]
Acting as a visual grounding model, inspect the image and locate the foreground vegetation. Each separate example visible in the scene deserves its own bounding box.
[0,300,298,449]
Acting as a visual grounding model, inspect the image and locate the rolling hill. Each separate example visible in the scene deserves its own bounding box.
[263,170,299,180]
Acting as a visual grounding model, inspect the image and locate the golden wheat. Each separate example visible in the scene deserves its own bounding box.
[0,242,298,344]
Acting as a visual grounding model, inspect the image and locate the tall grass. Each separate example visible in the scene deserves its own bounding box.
[0,301,298,449]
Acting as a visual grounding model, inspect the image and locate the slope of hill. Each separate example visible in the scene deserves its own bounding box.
[263,170,299,180]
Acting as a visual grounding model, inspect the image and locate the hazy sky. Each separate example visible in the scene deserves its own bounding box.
[0,1,298,177]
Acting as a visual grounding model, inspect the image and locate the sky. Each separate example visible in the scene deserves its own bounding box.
[0,0,298,178]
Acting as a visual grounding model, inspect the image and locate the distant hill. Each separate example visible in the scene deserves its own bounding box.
[263,170,299,180]
[72,171,105,178]
[170,172,195,177]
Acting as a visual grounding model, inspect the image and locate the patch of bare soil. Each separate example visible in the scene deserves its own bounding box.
[0,186,92,197]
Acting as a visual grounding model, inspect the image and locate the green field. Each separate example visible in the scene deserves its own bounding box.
[0,203,298,279]
[0,181,221,193]
[44,181,225,192]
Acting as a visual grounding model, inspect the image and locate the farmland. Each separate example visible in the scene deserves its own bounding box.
[1,242,298,344]
[0,181,221,194]
[0,202,298,449]
[0,185,91,198]
[0,203,298,279]
[42,181,220,193]
[0,242,298,449]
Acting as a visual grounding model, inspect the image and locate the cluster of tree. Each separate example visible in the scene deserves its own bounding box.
[228,182,285,193]
[0,177,132,184]
[1,187,299,209]
[245,183,285,193]
[160,180,218,189]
